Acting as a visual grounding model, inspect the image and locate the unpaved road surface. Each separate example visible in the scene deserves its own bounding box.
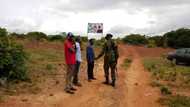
[0,45,161,107]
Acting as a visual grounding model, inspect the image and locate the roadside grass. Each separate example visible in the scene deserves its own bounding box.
[159,95,190,107]
[143,57,190,87]
[143,57,190,107]
[0,96,4,103]
[0,41,65,96]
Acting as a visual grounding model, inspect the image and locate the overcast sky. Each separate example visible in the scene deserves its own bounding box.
[1,0,190,37]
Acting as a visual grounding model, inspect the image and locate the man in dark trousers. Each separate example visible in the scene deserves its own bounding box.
[73,36,82,86]
[86,39,96,82]
[95,34,119,87]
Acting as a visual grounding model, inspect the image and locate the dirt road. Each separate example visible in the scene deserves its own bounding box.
[0,45,161,107]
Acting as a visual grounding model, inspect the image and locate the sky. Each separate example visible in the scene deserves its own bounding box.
[0,0,190,38]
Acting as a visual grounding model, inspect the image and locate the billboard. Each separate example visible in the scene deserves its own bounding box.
[88,23,103,33]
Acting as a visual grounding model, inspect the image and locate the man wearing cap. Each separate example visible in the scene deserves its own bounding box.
[64,32,77,94]
[95,33,119,87]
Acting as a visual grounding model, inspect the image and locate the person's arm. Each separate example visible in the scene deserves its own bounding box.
[68,42,76,53]
[115,45,119,64]
[95,43,105,60]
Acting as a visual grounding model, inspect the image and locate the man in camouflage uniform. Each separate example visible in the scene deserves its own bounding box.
[95,33,119,87]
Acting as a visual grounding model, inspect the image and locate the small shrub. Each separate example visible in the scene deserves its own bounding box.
[160,95,190,107]
[147,39,157,48]
[123,58,132,68]
[160,85,172,95]
[46,64,54,71]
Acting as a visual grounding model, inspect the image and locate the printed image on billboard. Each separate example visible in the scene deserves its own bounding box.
[88,23,103,33]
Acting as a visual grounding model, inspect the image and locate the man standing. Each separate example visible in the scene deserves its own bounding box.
[95,34,119,87]
[64,32,77,94]
[86,39,96,82]
[73,36,82,86]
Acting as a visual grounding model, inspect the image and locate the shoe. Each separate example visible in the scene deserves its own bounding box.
[74,83,82,87]
[65,90,74,94]
[111,81,115,87]
[91,78,97,80]
[88,79,92,82]
[102,81,109,85]
[70,87,77,91]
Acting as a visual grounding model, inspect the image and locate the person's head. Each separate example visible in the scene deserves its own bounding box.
[67,32,74,41]
[105,33,113,40]
[75,36,81,43]
[89,39,94,45]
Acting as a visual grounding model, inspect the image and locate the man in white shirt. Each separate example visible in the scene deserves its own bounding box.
[73,36,82,87]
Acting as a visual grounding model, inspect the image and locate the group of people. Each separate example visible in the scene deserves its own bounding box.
[64,32,119,94]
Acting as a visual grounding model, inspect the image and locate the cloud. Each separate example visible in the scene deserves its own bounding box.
[0,0,190,36]
[0,18,39,33]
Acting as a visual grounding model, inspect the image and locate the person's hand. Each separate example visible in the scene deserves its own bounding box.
[94,57,98,60]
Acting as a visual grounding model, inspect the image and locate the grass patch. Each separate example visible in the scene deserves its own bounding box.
[0,96,5,103]
[159,95,190,107]
[123,58,132,69]
[26,47,63,75]
[144,57,190,107]
[160,85,172,95]
[0,41,64,96]
[143,57,190,87]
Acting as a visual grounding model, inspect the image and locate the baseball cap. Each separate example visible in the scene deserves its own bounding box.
[67,32,74,38]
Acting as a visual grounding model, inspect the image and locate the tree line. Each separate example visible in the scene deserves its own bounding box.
[1,27,190,82]
[122,28,190,48]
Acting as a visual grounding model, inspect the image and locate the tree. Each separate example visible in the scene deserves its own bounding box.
[122,34,148,45]
[26,31,48,41]
[148,36,164,47]
[164,28,190,48]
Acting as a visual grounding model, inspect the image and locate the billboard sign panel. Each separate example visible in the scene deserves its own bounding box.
[88,23,103,33]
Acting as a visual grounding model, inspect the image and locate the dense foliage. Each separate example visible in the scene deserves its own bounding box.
[122,28,190,48]
[164,28,190,48]
[26,31,48,41]
[0,28,28,81]
[122,34,148,45]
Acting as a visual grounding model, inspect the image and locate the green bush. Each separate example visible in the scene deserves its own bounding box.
[26,31,48,41]
[160,85,172,95]
[147,39,157,48]
[0,28,28,81]
[122,34,148,45]
[147,36,165,47]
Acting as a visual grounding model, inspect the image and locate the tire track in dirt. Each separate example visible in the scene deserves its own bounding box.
[125,45,161,107]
